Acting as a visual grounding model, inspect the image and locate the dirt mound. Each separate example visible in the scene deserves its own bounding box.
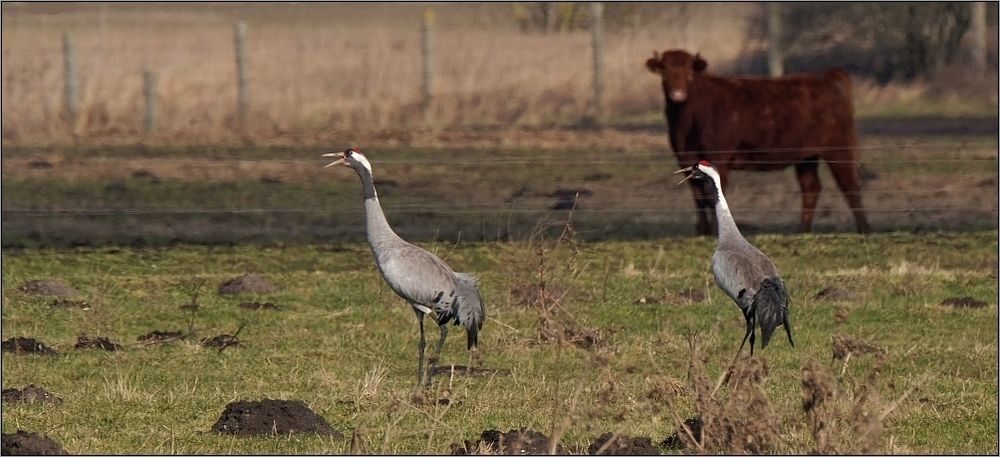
[815,286,856,301]
[19,279,77,297]
[588,432,660,455]
[1,430,67,455]
[74,335,122,351]
[137,330,184,344]
[211,398,342,437]
[48,299,91,309]
[430,365,511,378]
[661,417,704,449]
[1,385,63,405]
[239,301,280,310]
[509,283,572,307]
[452,428,564,455]
[2,338,57,355]
[832,334,886,360]
[200,334,240,350]
[218,273,276,295]
[940,296,987,308]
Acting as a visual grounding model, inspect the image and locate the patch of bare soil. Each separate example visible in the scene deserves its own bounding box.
[815,286,856,301]
[452,428,565,455]
[588,432,660,455]
[211,398,342,437]
[940,296,987,308]
[661,417,703,449]
[18,279,77,297]
[74,335,122,351]
[239,301,280,310]
[2,338,57,355]
[200,334,240,350]
[137,330,184,345]
[430,365,511,378]
[832,334,886,360]
[509,283,572,307]
[1,385,62,405]
[218,273,276,294]
[1,430,67,455]
[536,314,604,351]
[48,299,90,309]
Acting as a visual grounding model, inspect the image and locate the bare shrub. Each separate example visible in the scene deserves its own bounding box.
[659,336,780,454]
[800,333,897,454]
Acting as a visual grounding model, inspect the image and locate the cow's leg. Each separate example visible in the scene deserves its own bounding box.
[687,179,713,236]
[827,159,871,234]
[795,158,822,233]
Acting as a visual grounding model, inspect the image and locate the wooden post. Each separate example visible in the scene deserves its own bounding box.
[589,2,604,125]
[233,20,249,125]
[63,32,77,123]
[971,2,987,71]
[143,67,156,133]
[421,9,434,115]
[766,3,783,77]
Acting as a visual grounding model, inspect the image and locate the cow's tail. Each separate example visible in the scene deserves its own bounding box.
[753,277,794,350]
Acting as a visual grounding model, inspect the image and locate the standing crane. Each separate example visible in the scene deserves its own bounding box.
[323,148,485,388]
[676,160,795,355]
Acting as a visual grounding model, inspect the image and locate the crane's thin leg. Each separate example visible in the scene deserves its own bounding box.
[736,310,754,356]
[427,323,448,387]
[713,311,755,398]
[416,310,427,388]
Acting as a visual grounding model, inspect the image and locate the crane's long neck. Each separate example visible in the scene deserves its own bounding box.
[356,167,402,248]
[707,174,743,243]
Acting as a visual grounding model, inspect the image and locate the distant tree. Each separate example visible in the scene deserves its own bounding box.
[512,2,583,34]
[778,2,977,82]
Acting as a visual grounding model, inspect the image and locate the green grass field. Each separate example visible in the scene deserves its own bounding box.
[2,231,996,454]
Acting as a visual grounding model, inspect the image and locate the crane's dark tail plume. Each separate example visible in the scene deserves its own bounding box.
[753,277,794,349]
[454,273,485,350]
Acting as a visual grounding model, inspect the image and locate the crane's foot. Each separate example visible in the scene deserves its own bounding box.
[469,346,483,367]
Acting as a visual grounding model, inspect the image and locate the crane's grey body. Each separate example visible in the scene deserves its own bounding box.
[327,149,484,387]
[682,161,794,354]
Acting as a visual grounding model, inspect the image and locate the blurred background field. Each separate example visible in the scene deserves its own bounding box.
[2,2,997,145]
[1,2,997,247]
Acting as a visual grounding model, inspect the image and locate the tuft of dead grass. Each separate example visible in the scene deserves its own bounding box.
[659,336,781,454]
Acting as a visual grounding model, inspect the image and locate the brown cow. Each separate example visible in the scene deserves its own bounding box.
[645,49,870,235]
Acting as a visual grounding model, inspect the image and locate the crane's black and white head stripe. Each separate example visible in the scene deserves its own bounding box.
[677,160,722,206]
[323,147,378,199]
[324,147,373,175]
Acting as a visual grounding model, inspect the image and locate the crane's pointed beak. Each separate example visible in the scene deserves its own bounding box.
[321,152,346,168]
[674,165,694,185]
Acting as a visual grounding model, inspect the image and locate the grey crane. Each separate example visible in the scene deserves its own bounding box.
[323,148,485,388]
[677,160,795,355]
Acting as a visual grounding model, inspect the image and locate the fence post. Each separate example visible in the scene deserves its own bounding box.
[143,66,156,133]
[766,2,783,77]
[421,9,435,116]
[971,2,987,71]
[233,20,249,126]
[589,2,604,125]
[62,32,77,124]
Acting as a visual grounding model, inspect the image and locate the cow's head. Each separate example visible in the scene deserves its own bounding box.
[645,50,707,103]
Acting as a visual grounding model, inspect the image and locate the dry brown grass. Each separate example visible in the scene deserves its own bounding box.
[0,2,766,146]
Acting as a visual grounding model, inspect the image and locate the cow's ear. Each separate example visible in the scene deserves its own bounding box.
[645,57,662,74]
[692,54,708,73]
